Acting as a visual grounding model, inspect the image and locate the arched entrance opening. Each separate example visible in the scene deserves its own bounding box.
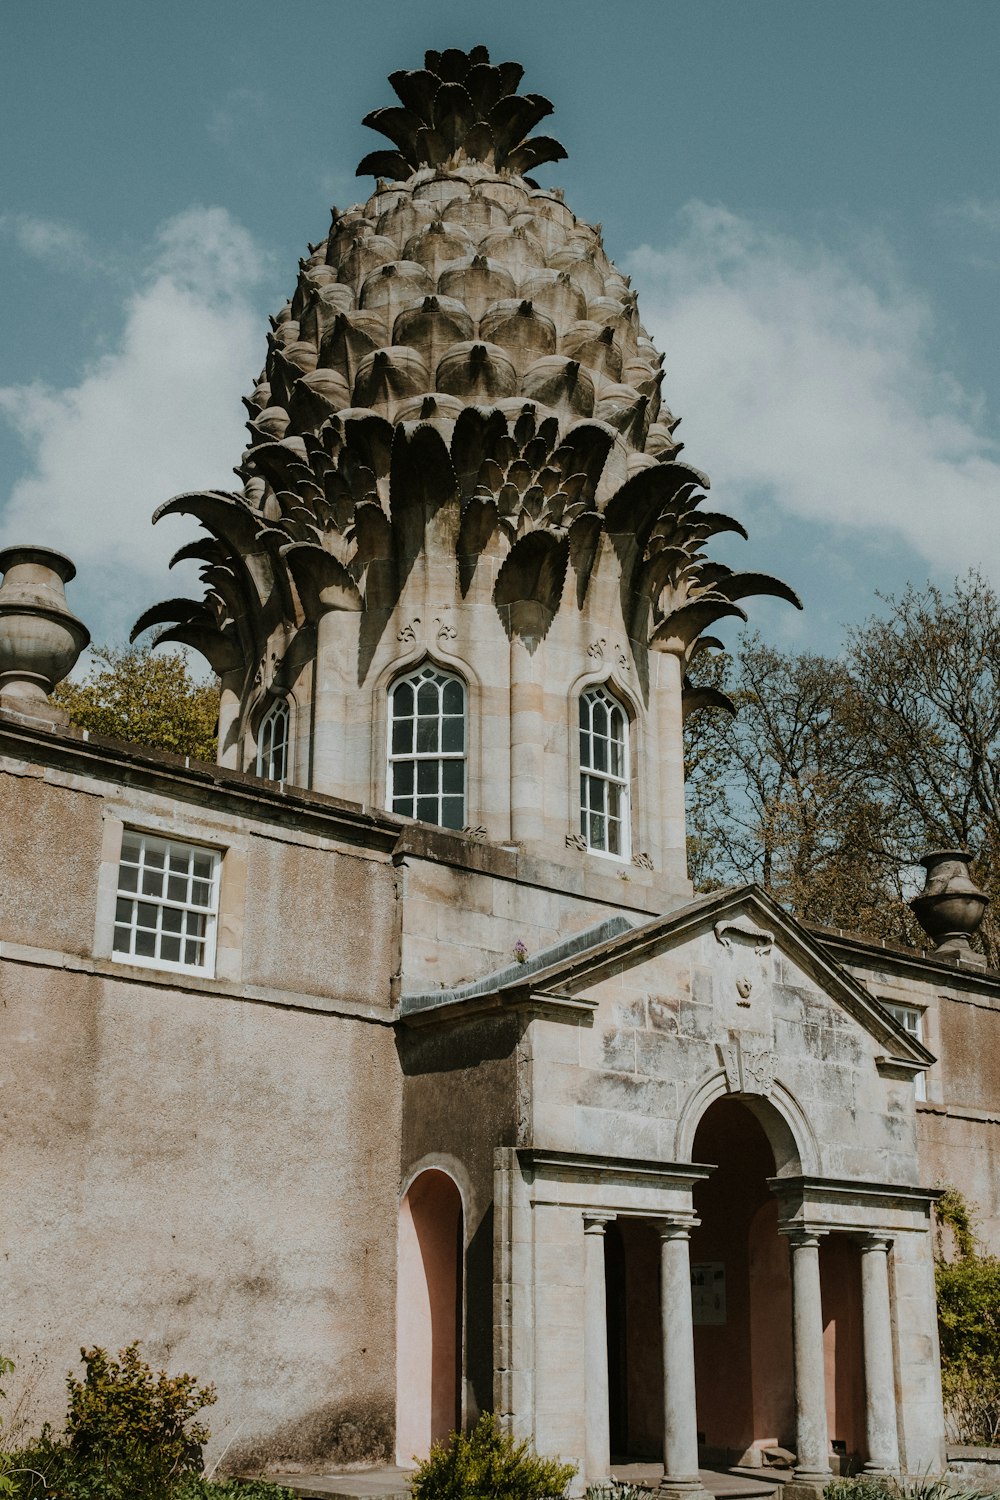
[690,1096,793,1464]
[396,1169,463,1465]
[690,1095,866,1470]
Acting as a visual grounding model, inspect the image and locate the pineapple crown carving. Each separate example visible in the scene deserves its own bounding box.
[133,50,800,744]
[357,46,567,181]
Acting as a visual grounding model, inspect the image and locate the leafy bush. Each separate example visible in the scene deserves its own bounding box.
[934,1190,1000,1445]
[411,1413,575,1500]
[175,1479,296,1499]
[825,1480,989,1500]
[65,1343,216,1478]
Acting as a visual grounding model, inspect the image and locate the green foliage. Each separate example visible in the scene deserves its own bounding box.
[65,1344,215,1477]
[1,1347,292,1500]
[936,1188,978,1260]
[174,1479,296,1499]
[586,1487,648,1500]
[825,1480,989,1500]
[936,1255,1000,1443]
[9,1436,296,1500]
[411,1413,575,1500]
[932,1190,1000,1445]
[52,645,219,761]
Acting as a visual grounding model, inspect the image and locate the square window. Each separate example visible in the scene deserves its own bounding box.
[112,832,220,975]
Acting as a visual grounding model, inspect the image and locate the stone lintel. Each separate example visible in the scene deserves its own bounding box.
[768,1174,942,1225]
[517,1146,714,1191]
[875,1055,928,1080]
[397,985,598,1028]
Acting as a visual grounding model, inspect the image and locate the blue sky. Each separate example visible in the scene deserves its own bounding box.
[2,0,999,656]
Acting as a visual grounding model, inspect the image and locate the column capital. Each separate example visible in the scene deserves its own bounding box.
[583,1213,614,1234]
[858,1231,894,1254]
[657,1214,699,1241]
[780,1224,828,1249]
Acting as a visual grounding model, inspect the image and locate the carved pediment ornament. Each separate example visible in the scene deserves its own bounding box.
[713,919,774,956]
[717,1033,775,1097]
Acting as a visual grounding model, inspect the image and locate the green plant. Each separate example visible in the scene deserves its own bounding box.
[935,1188,978,1260]
[411,1413,575,1500]
[65,1343,216,1478]
[174,1479,297,1499]
[932,1189,1000,1445]
[586,1487,649,1500]
[825,1480,989,1500]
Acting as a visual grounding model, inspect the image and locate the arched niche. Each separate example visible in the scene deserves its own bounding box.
[395,1168,464,1464]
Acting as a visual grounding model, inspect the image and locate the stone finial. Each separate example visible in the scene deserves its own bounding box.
[910,849,989,968]
[0,545,90,725]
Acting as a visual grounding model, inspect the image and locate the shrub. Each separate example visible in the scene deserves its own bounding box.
[825,1480,989,1500]
[175,1480,297,1499]
[411,1413,575,1500]
[64,1343,216,1478]
[7,1345,216,1500]
[934,1190,1000,1445]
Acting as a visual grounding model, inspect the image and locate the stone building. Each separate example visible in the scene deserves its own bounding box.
[2,45,999,1496]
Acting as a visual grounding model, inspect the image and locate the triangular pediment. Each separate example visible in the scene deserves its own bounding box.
[517,884,932,1070]
[401,884,932,1076]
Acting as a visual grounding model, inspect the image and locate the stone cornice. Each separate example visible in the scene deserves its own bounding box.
[767,1174,942,1209]
[813,923,1000,997]
[0,708,402,855]
[516,1147,713,1190]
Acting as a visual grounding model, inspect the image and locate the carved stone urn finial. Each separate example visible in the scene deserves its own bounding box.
[910,849,989,968]
[0,545,90,725]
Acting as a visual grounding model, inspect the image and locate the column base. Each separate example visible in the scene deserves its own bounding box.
[782,1480,833,1500]
[655,1482,714,1500]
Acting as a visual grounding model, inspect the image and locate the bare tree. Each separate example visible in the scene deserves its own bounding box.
[684,575,1000,961]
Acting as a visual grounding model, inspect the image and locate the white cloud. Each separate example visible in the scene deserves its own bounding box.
[0,213,96,265]
[0,207,271,643]
[951,197,1000,234]
[627,203,1000,589]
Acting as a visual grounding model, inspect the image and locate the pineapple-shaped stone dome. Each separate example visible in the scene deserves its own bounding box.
[135,47,798,876]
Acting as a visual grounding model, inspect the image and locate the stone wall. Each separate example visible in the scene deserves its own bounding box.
[0,722,403,1468]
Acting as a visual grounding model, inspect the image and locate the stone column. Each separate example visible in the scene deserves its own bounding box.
[785,1229,832,1487]
[654,649,687,883]
[583,1215,612,1484]
[657,1219,711,1500]
[859,1235,900,1474]
[509,639,545,844]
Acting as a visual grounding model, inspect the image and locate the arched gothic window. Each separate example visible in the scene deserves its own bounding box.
[388,665,466,830]
[579,685,630,859]
[256,698,290,782]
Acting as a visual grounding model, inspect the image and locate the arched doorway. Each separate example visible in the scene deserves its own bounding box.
[690,1096,866,1470]
[690,1096,794,1464]
[396,1169,463,1464]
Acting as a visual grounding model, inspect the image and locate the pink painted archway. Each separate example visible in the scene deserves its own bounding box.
[396,1169,463,1465]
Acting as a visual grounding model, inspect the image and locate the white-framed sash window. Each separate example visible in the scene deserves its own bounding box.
[579,684,630,860]
[113,831,220,975]
[388,664,466,831]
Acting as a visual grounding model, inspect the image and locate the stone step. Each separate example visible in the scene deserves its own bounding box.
[269,1467,413,1500]
[271,1461,785,1500]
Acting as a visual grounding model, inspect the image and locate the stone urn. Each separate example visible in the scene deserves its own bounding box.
[910,850,988,965]
[0,545,90,719]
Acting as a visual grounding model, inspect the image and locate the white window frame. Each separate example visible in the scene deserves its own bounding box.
[579,683,631,861]
[112,830,221,976]
[387,663,466,831]
[882,1000,926,1101]
[256,697,291,782]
